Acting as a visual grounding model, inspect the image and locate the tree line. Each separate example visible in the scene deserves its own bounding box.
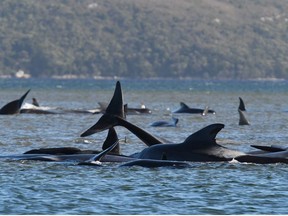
[1,0,288,79]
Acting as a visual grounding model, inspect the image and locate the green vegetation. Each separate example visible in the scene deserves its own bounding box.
[1,0,288,79]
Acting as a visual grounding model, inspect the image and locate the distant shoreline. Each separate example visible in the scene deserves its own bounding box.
[0,74,286,82]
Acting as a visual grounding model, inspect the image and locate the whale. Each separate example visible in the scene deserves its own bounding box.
[119,159,191,168]
[233,144,288,164]
[98,102,152,115]
[0,89,30,114]
[149,116,179,127]
[173,102,215,114]
[23,127,121,156]
[78,140,191,168]
[0,127,131,163]
[0,153,133,163]
[234,151,288,164]
[20,101,101,115]
[135,123,245,162]
[250,145,287,153]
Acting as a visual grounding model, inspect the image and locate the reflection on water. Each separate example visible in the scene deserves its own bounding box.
[0,79,288,214]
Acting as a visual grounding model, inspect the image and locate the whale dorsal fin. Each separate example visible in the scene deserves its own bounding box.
[180,102,190,109]
[181,124,225,149]
[238,109,250,125]
[102,127,120,154]
[0,89,30,114]
[238,97,246,111]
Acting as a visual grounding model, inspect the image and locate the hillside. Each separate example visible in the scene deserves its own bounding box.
[1,0,288,79]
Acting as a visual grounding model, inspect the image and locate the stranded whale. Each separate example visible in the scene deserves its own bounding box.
[149,116,179,127]
[173,102,215,114]
[0,89,30,114]
[136,123,245,162]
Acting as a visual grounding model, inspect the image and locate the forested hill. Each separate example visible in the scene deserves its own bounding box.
[1,0,288,79]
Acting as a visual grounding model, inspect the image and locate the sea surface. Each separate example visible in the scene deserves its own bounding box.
[0,78,287,215]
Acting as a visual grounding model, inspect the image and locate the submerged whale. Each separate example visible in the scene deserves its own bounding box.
[173,102,215,114]
[20,101,101,115]
[233,144,288,164]
[149,116,179,127]
[98,102,152,115]
[0,89,30,114]
[119,159,191,168]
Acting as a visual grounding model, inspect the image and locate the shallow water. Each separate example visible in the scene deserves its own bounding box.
[0,78,288,214]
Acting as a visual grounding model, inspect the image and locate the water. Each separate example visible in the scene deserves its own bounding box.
[0,78,288,214]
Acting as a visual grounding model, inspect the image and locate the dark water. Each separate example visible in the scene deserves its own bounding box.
[0,78,288,214]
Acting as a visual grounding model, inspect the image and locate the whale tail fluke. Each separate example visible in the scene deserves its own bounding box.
[80,81,125,137]
[0,89,31,114]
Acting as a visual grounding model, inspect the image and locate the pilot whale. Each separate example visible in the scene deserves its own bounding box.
[135,123,245,162]
[149,116,179,127]
[233,144,288,164]
[173,102,215,114]
[0,89,30,114]
[0,127,132,163]
[119,159,191,168]
[78,141,191,168]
